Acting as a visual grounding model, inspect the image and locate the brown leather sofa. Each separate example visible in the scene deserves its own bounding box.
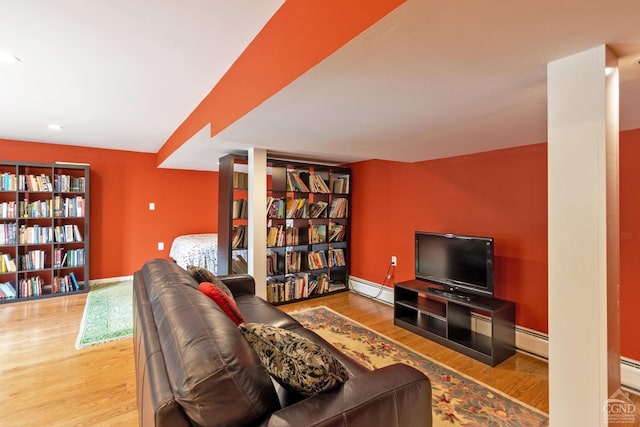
[133,258,432,427]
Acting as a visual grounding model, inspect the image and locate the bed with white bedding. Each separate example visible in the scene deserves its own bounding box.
[169,233,218,272]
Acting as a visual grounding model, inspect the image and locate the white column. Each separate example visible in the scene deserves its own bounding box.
[547,45,620,426]
[248,148,267,299]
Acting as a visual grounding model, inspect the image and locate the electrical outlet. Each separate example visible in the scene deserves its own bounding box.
[391,256,397,266]
[157,242,164,251]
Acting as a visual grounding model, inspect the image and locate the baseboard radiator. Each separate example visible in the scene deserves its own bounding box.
[348,275,640,393]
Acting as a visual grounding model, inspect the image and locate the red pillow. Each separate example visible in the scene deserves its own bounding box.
[199,282,245,326]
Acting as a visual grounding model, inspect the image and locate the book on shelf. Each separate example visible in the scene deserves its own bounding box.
[308,273,330,295]
[285,227,299,245]
[52,274,76,293]
[328,222,346,242]
[0,281,17,299]
[309,175,331,193]
[1,172,17,191]
[0,253,17,273]
[20,250,46,271]
[328,248,346,267]
[233,171,248,189]
[18,224,54,244]
[73,224,83,241]
[54,248,84,268]
[328,281,346,292]
[19,174,53,192]
[54,174,86,192]
[285,198,308,219]
[231,253,248,274]
[19,198,53,218]
[19,276,43,298]
[231,225,247,249]
[267,197,285,219]
[286,172,310,192]
[53,224,83,243]
[0,223,18,245]
[53,196,84,217]
[285,250,302,273]
[266,251,278,276]
[0,201,16,218]
[267,225,286,247]
[266,273,309,303]
[308,201,328,218]
[232,199,248,219]
[307,250,328,270]
[69,272,79,291]
[308,225,327,244]
[329,198,348,218]
[332,175,350,194]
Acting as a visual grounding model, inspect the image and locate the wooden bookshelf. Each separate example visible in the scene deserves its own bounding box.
[217,155,249,276]
[0,161,90,303]
[217,155,350,304]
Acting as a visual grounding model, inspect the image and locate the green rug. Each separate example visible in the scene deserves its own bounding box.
[289,306,548,427]
[75,280,133,349]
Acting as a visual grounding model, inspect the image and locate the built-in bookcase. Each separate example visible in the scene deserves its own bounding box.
[218,155,350,305]
[0,161,90,303]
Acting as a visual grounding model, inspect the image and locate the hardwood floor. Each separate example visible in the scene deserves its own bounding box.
[1,289,636,426]
[0,293,137,427]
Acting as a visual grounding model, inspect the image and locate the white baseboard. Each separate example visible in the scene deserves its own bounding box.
[348,276,394,305]
[348,275,640,392]
[622,358,640,393]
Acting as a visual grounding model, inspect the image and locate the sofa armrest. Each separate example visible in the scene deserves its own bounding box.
[217,274,256,296]
[265,364,432,427]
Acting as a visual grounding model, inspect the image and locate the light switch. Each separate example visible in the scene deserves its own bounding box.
[149,202,155,211]
[158,242,164,251]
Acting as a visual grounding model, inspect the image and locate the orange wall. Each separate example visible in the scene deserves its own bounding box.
[350,144,548,333]
[619,128,640,359]
[351,134,640,361]
[0,138,218,279]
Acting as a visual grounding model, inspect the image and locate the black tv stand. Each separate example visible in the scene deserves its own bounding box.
[426,287,473,302]
[394,279,515,366]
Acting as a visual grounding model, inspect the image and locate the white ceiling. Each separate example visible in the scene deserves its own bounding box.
[0,0,284,151]
[2,1,640,171]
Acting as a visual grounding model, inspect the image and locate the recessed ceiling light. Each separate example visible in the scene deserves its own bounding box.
[48,123,64,131]
[0,51,20,64]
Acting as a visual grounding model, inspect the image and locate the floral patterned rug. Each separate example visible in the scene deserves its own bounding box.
[289,306,548,427]
[75,280,133,349]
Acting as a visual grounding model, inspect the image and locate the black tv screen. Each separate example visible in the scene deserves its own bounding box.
[415,231,494,297]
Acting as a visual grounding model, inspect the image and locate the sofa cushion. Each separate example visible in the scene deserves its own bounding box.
[187,265,235,300]
[239,323,349,397]
[148,279,279,426]
[198,282,245,325]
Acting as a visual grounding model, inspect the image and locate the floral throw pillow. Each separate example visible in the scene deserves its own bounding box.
[239,323,349,396]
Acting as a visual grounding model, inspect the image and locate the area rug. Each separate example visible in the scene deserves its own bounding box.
[289,306,548,427]
[75,280,133,349]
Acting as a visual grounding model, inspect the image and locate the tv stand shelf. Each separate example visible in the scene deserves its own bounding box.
[394,279,515,366]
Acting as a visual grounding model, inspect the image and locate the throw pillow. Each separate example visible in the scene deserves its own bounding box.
[187,265,235,300]
[239,323,349,396]
[198,282,245,326]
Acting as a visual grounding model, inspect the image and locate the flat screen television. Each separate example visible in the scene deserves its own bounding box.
[415,231,494,297]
